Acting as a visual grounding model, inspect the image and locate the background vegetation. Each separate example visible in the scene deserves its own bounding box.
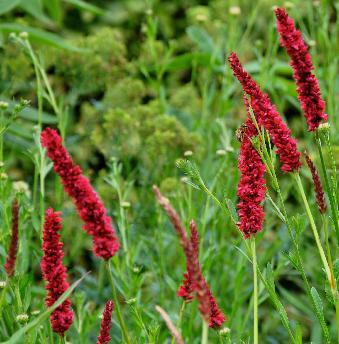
[0,0,338,343]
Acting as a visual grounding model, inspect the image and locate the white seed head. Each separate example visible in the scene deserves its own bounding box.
[121,201,131,208]
[0,101,9,109]
[126,298,137,305]
[180,176,189,183]
[219,327,231,335]
[184,150,193,157]
[229,6,241,16]
[0,281,7,288]
[19,31,29,39]
[196,13,208,21]
[318,122,330,131]
[216,149,227,156]
[13,181,30,197]
[0,172,8,180]
[16,314,29,323]
[31,310,40,316]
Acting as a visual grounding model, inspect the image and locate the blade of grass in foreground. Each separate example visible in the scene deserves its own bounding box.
[3,273,89,344]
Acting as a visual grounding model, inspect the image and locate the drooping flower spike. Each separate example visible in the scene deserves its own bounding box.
[4,199,19,277]
[275,7,328,131]
[41,208,73,336]
[304,151,327,214]
[154,187,226,328]
[236,96,266,238]
[228,52,302,173]
[41,128,120,260]
[96,300,114,344]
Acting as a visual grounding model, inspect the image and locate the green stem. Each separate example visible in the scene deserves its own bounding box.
[315,132,339,243]
[201,321,209,344]
[251,237,258,344]
[294,173,332,282]
[171,302,185,344]
[106,261,131,344]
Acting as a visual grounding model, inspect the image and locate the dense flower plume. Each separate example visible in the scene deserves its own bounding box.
[4,200,19,277]
[154,187,225,328]
[237,97,266,238]
[228,52,301,173]
[187,220,225,328]
[152,185,188,246]
[41,208,73,336]
[275,7,328,131]
[96,300,114,344]
[304,151,327,214]
[41,128,120,260]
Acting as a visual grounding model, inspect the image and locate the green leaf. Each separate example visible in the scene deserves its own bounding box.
[310,287,330,343]
[19,0,54,26]
[0,23,82,51]
[63,0,104,15]
[0,0,21,15]
[3,273,88,344]
[186,26,214,53]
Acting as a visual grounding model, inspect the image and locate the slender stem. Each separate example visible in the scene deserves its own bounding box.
[294,173,332,282]
[251,237,258,344]
[315,132,339,243]
[201,321,209,344]
[106,260,131,344]
[171,302,186,344]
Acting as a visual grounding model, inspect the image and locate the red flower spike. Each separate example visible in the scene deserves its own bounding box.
[237,96,266,238]
[187,221,226,328]
[153,185,188,247]
[154,188,226,329]
[41,208,73,336]
[41,128,120,260]
[228,52,302,173]
[304,151,327,214]
[4,200,19,277]
[275,8,328,131]
[96,300,114,344]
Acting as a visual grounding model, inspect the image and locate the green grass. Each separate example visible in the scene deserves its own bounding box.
[0,0,338,343]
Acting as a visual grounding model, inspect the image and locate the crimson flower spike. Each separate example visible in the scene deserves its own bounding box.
[96,300,114,344]
[4,199,19,277]
[41,208,73,336]
[275,8,328,131]
[41,128,120,260]
[304,151,327,214]
[228,52,302,173]
[236,96,266,238]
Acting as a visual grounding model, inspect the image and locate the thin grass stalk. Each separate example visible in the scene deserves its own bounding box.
[294,173,339,339]
[201,321,209,344]
[171,302,186,344]
[106,260,131,344]
[315,131,339,243]
[251,237,258,344]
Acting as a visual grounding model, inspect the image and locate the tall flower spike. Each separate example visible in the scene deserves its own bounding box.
[188,220,225,328]
[152,185,188,247]
[96,300,114,344]
[154,187,226,329]
[304,151,327,214]
[41,128,120,260]
[237,96,266,238]
[275,8,328,131]
[41,208,73,336]
[4,200,19,277]
[228,52,302,173]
